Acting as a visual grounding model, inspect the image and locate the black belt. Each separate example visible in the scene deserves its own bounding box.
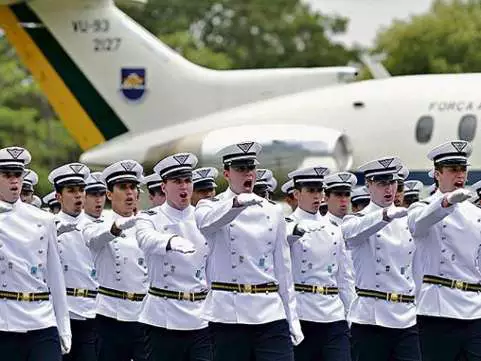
[211,282,279,294]
[0,290,50,302]
[295,284,339,295]
[356,287,415,303]
[98,286,146,301]
[149,287,208,302]
[423,275,481,292]
[66,288,98,298]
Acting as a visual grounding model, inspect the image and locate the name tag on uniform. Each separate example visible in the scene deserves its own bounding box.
[64,265,68,271]
[8,262,12,269]
[91,269,96,278]
[259,258,265,267]
[30,266,37,275]
[400,267,405,275]
[327,265,332,273]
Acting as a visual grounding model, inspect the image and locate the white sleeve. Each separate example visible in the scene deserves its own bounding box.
[407,197,455,237]
[46,219,71,337]
[82,221,116,253]
[136,214,177,256]
[336,234,356,316]
[341,209,388,249]
[195,198,246,235]
[273,210,304,346]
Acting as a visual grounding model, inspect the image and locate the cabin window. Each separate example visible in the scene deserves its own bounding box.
[415,116,434,143]
[458,114,477,141]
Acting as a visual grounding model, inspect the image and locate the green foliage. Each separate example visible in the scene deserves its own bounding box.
[374,0,481,75]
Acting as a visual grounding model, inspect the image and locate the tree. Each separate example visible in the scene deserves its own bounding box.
[120,0,357,69]
[373,0,481,75]
[0,38,81,196]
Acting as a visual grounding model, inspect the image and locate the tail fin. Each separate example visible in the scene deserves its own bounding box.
[359,53,391,79]
[0,0,357,151]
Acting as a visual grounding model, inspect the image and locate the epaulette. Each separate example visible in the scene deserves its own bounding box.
[93,219,104,223]
[141,210,157,216]
[330,220,339,227]
[419,200,430,205]
[353,212,365,217]
[209,197,220,202]
[285,217,294,223]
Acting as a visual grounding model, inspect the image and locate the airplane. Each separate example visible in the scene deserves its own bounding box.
[1,0,480,187]
[0,0,357,150]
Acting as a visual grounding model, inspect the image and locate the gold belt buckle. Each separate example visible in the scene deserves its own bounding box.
[126,292,135,300]
[21,292,30,301]
[244,284,252,293]
[315,286,325,294]
[76,288,86,297]
[455,280,464,290]
[182,292,191,301]
[389,293,399,302]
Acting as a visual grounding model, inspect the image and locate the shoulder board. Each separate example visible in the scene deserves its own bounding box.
[353,212,365,217]
[141,210,157,216]
[267,199,276,205]
[285,217,294,223]
[209,197,220,202]
[93,219,104,223]
[419,200,430,205]
[330,220,339,227]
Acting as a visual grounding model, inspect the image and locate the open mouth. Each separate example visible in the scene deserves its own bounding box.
[384,195,392,201]
[454,181,464,188]
[244,180,253,188]
[94,205,102,211]
[125,197,134,205]
[313,201,320,207]
[74,201,82,207]
[10,186,18,192]
[179,192,187,199]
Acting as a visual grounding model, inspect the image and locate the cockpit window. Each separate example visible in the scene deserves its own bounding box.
[458,114,477,141]
[416,116,434,143]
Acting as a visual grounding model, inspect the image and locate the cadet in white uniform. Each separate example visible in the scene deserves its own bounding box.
[83,172,107,221]
[286,166,328,223]
[191,167,218,206]
[43,191,61,214]
[143,173,166,208]
[48,163,99,361]
[20,168,38,204]
[342,157,421,361]
[394,166,409,207]
[195,141,302,361]
[0,146,71,360]
[137,153,212,361]
[253,168,273,199]
[407,140,481,361]
[287,168,355,361]
[324,172,358,227]
[350,186,370,213]
[83,160,151,361]
[281,180,297,212]
[402,180,423,208]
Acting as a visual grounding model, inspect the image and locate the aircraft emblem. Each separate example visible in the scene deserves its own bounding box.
[120,68,146,101]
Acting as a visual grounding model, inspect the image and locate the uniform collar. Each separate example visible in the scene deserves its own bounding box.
[0,198,21,212]
[58,210,83,222]
[327,212,343,225]
[363,200,386,213]
[84,212,101,221]
[161,202,193,220]
[293,206,322,221]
